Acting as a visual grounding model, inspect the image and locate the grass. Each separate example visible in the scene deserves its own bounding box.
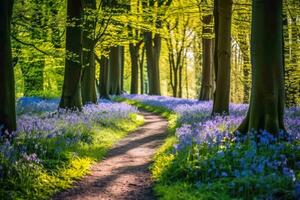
[114,97,194,199]
[0,114,144,200]
[117,97,299,200]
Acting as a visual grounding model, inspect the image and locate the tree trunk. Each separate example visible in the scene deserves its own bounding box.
[212,0,232,115]
[144,32,161,95]
[178,63,183,98]
[130,43,139,94]
[109,46,121,95]
[199,15,213,101]
[237,0,285,135]
[0,0,16,133]
[81,0,97,104]
[140,46,145,94]
[97,54,110,99]
[153,33,161,95]
[120,46,125,92]
[59,0,83,110]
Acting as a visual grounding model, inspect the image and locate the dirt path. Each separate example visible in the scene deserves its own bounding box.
[53,111,168,200]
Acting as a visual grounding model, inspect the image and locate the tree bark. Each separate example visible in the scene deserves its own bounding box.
[0,0,16,133]
[144,32,161,95]
[59,0,83,110]
[212,0,233,115]
[109,46,122,95]
[237,0,285,135]
[97,54,110,99]
[199,15,213,101]
[130,43,139,94]
[81,0,97,104]
[140,46,145,94]
[120,46,125,92]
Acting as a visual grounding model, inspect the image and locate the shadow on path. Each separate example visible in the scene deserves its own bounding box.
[52,111,168,200]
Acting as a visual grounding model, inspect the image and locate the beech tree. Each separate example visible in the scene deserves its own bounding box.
[199,14,214,101]
[81,0,97,104]
[143,0,172,95]
[212,0,233,115]
[97,54,110,99]
[0,0,16,134]
[144,30,161,95]
[59,0,83,109]
[129,40,142,94]
[237,0,286,135]
[109,46,122,95]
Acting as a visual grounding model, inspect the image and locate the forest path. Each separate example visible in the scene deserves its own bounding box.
[53,111,168,200]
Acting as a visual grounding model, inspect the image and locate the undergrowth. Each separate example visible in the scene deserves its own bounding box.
[0,114,143,200]
[118,96,300,200]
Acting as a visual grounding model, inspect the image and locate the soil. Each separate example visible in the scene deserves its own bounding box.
[52,111,168,200]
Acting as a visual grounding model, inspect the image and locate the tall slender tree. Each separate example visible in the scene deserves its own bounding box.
[199,14,214,101]
[212,0,233,115]
[143,0,172,95]
[0,0,16,134]
[59,0,83,110]
[237,0,285,135]
[109,46,122,95]
[139,46,145,94]
[81,0,97,104]
[130,40,140,94]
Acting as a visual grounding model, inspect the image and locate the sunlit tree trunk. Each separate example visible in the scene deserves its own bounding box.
[81,0,97,104]
[130,43,139,94]
[140,46,145,94]
[144,32,161,95]
[199,15,213,101]
[237,0,285,135]
[59,0,83,110]
[212,0,233,115]
[178,62,183,98]
[0,0,16,133]
[120,46,125,92]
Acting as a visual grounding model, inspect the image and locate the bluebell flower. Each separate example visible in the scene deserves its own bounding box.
[282,167,296,182]
[221,172,228,177]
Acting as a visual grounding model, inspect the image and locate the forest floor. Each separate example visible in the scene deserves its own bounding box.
[52,111,168,200]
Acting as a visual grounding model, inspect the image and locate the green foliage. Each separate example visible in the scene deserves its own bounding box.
[10,0,300,104]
